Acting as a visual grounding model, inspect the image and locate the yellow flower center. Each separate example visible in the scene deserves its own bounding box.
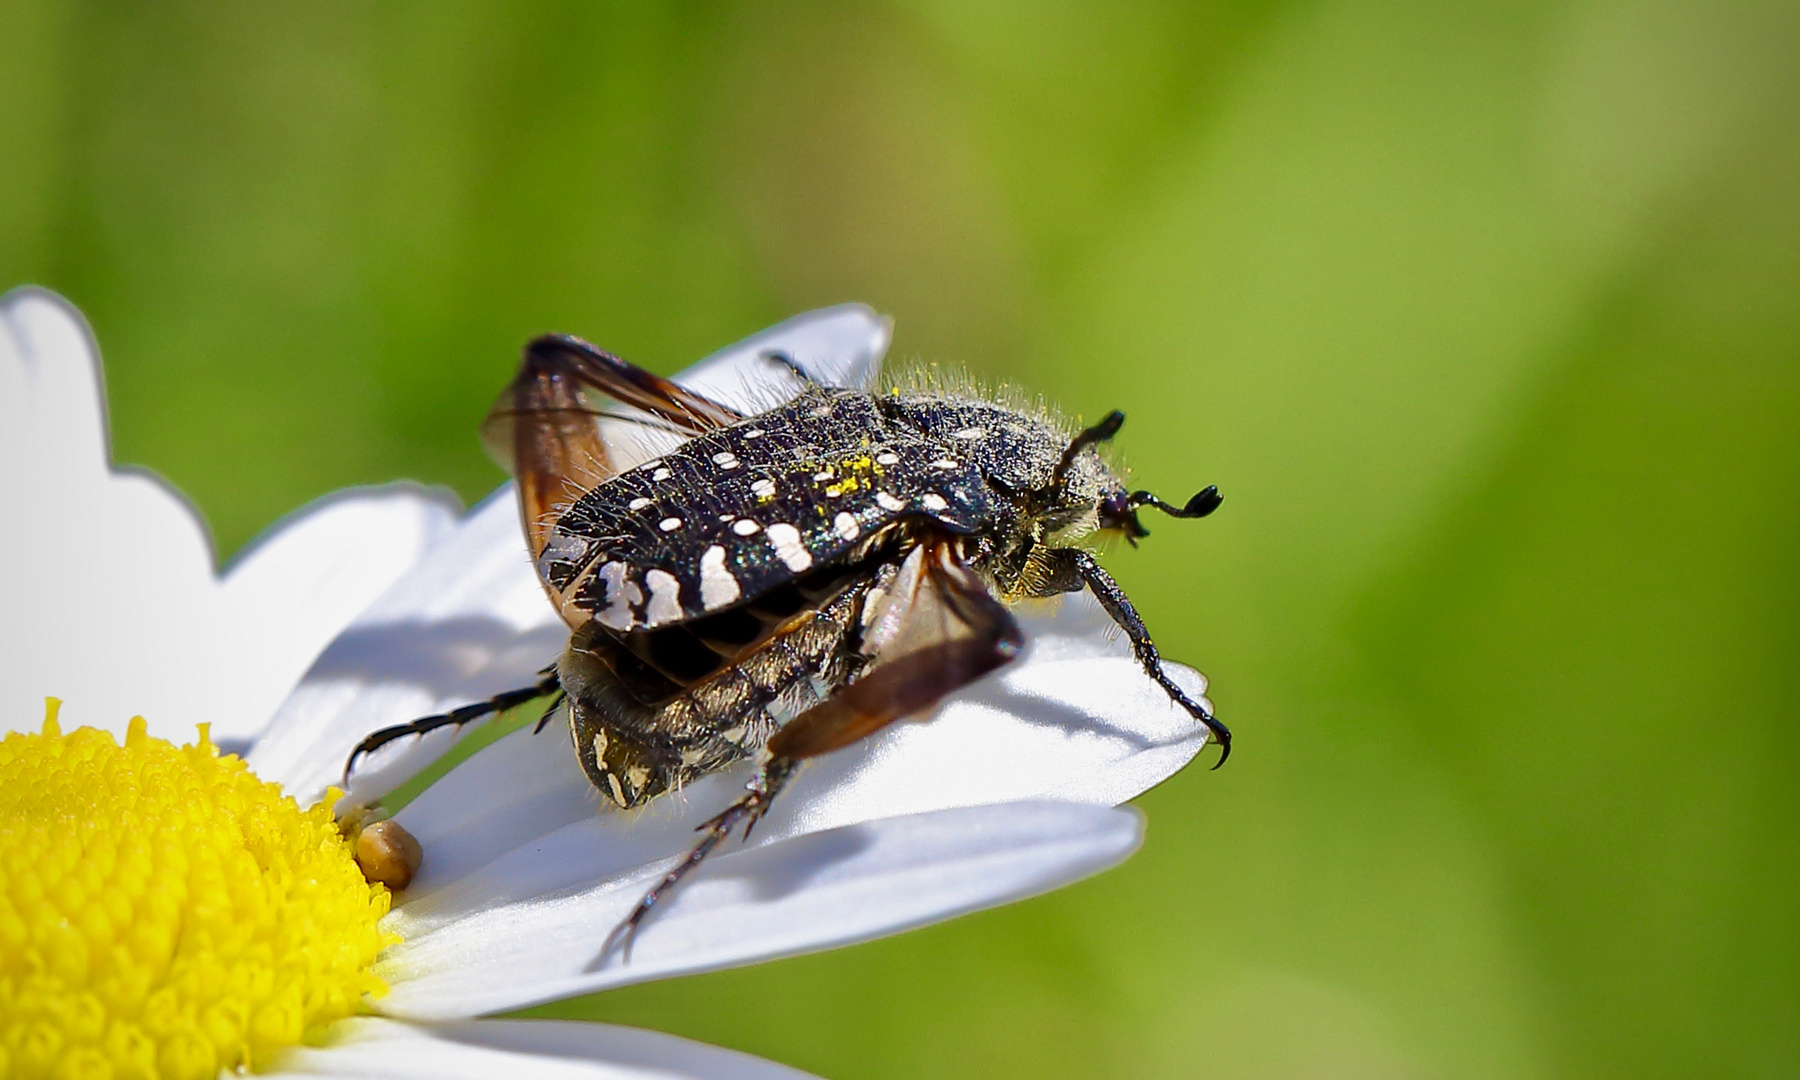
[0,702,396,1080]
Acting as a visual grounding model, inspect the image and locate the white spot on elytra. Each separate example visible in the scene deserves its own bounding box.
[876,451,900,465]
[765,522,813,571]
[931,459,959,470]
[833,512,860,540]
[659,516,683,532]
[652,467,673,482]
[922,493,949,511]
[606,772,627,805]
[628,496,651,510]
[733,518,762,536]
[751,478,777,498]
[952,427,987,440]
[743,428,765,439]
[712,451,740,469]
[812,471,834,482]
[596,562,641,630]
[699,545,741,609]
[645,568,682,624]
[876,491,906,512]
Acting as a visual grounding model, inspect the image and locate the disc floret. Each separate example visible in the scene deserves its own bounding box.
[0,703,395,1079]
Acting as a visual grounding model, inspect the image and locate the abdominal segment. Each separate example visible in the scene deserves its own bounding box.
[558,573,878,808]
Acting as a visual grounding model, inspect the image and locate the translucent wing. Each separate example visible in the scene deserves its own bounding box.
[678,303,892,405]
[593,305,895,473]
[481,334,745,561]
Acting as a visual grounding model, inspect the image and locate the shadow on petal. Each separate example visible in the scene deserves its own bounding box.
[306,616,566,690]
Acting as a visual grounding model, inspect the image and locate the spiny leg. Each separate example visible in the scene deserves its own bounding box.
[604,756,801,960]
[1067,550,1232,766]
[532,691,568,734]
[342,666,562,784]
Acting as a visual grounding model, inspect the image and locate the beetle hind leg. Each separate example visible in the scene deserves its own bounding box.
[603,755,801,960]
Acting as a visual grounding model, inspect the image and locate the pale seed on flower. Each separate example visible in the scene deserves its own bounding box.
[353,818,425,891]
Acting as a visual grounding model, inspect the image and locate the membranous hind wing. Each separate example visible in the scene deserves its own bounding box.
[482,333,746,564]
[770,536,1024,759]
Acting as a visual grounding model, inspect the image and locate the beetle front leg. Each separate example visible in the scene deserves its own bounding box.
[1050,549,1231,766]
[342,666,563,785]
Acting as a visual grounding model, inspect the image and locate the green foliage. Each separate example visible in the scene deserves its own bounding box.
[5,1,1796,1075]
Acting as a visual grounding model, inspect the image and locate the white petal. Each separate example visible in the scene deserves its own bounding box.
[677,303,889,402]
[592,304,892,471]
[376,801,1142,1018]
[248,489,565,802]
[779,591,1212,833]
[206,485,462,750]
[270,1017,815,1079]
[0,289,454,746]
[394,588,1204,898]
[256,306,892,803]
[0,288,214,739]
[391,702,600,893]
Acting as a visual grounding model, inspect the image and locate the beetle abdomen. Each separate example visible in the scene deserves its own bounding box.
[560,568,877,807]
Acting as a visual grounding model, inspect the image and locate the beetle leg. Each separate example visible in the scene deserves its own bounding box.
[531,690,567,734]
[603,755,800,961]
[1058,549,1231,766]
[342,667,562,785]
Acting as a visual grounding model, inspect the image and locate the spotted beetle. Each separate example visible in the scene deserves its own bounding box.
[346,320,1226,949]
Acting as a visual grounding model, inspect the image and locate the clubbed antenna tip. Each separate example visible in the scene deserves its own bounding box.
[1130,484,1222,519]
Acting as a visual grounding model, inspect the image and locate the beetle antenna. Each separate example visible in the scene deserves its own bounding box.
[1130,485,1223,519]
[1053,410,1126,488]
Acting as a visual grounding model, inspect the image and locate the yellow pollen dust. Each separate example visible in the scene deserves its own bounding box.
[0,702,396,1080]
[823,453,882,499]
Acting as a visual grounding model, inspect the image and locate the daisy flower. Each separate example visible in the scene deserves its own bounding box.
[0,288,1211,1078]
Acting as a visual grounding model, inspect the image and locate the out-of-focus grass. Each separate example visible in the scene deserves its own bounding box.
[5,1,1797,1076]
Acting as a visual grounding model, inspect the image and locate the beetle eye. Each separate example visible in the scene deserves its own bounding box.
[1099,490,1150,539]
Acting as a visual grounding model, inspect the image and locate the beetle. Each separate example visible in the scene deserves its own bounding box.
[345,323,1226,948]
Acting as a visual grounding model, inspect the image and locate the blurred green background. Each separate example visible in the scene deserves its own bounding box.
[6,1,1798,1076]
